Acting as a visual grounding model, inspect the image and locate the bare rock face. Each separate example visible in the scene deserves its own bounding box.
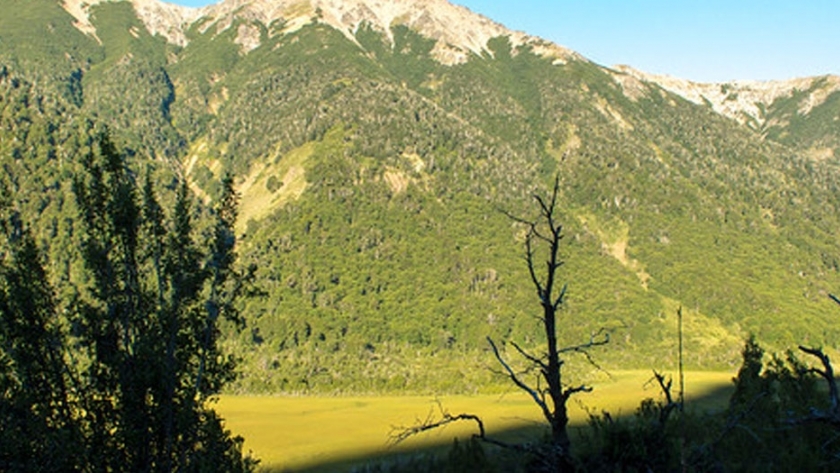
[195,0,579,63]
[130,0,206,45]
[61,0,203,45]
[60,0,580,64]
[613,65,840,128]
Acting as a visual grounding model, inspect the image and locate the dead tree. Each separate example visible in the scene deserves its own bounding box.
[795,293,840,426]
[796,345,840,425]
[493,176,609,468]
[392,178,607,471]
[788,295,840,428]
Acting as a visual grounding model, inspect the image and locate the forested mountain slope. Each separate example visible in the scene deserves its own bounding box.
[2,0,840,393]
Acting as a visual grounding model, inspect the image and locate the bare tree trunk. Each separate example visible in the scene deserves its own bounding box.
[494,176,608,469]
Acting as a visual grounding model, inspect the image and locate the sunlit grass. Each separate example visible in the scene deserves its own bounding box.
[236,141,314,233]
[216,370,733,472]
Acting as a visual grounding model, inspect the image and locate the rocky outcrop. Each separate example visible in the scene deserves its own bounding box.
[613,65,840,128]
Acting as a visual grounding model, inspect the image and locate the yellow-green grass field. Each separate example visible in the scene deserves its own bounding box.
[216,370,734,472]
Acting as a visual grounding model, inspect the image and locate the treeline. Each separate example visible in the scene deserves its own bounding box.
[0,133,255,472]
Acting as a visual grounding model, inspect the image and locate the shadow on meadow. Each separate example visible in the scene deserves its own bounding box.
[259,381,735,473]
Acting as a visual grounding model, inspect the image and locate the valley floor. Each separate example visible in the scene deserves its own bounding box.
[216,370,734,472]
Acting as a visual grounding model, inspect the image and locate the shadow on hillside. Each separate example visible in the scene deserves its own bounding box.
[259,382,735,473]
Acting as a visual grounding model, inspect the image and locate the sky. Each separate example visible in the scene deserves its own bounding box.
[167,0,839,83]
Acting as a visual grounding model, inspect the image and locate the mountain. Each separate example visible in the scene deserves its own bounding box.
[3,0,840,394]
[61,0,578,62]
[616,66,840,160]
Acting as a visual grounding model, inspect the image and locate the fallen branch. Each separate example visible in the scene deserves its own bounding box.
[390,400,530,453]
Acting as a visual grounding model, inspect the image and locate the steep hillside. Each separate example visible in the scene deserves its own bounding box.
[3,0,840,394]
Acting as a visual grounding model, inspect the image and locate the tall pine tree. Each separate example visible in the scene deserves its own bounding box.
[0,185,81,472]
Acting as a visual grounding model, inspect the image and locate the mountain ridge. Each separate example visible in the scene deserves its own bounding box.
[614,64,840,130]
[61,0,580,64]
[61,0,838,126]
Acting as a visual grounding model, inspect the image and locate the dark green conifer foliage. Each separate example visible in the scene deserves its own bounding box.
[728,334,765,409]
[445,437,494,473]
[68,133,252,471]
[712,338,829,471]
[0,188,80,472]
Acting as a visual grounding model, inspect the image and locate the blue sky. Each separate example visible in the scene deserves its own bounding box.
[167,0,839,83]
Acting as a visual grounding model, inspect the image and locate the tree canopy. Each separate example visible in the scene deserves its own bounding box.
[0,132,255,472]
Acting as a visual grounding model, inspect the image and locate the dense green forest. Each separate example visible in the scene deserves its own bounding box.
[2,0,840,396]
[1,131,255,470]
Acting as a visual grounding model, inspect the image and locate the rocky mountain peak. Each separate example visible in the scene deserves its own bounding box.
[61,0,203,45]
[61,0,579,64]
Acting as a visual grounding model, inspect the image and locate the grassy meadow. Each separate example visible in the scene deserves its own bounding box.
[216,370,735,472]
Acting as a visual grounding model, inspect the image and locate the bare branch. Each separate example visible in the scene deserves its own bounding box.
[544,181,562,240]
[498,207,548,244]
[530,226,553,245]
[489,175,598,466]
[533,194,552,220]
[799,346,838,409]
[557,328,611,356]
[510,341,548,371]
[537,377,548,407]
[798,345,840,419]
[785,298,840,428]
[549,175,560,214]
[651,371,675,406]
[563,384,593,400]
[487,337,553,423]
[554,329,610,376]
[650,370,680,425]
[390,410,485,445]
[497,208,533,227]
[525,238,545,297]
[552,283,567,312]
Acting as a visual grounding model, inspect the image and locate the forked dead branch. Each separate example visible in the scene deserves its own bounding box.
[792,293,840,427]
